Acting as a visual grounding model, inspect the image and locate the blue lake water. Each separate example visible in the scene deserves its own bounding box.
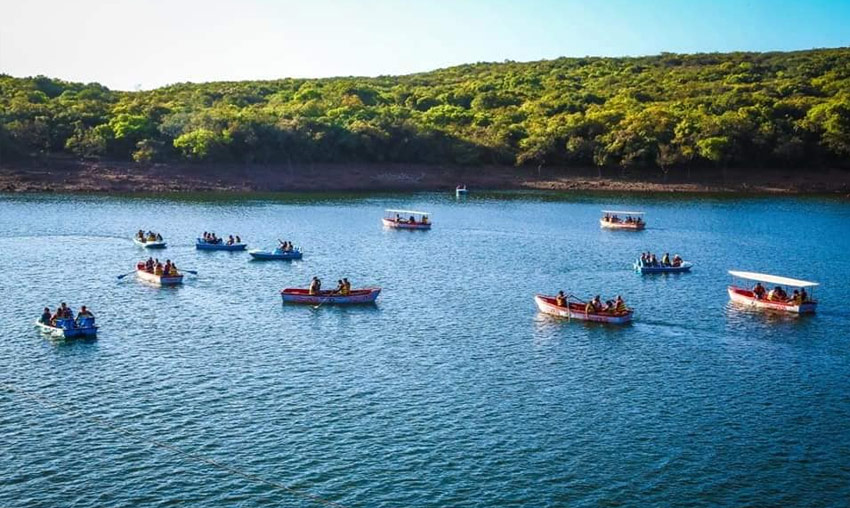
[1,191,849,507]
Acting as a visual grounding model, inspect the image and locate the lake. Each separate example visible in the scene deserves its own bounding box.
[1,191,849,507]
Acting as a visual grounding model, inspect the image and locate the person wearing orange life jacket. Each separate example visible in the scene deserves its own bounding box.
[341,278,351,296]
[556,291,567,307]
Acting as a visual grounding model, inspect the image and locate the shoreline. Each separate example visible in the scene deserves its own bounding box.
[2,159,849,196]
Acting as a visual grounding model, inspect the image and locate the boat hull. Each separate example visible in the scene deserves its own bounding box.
[281,288,381,305]
[634,262,692,274]
[249,249,302,260]
[382,219,431,230]
[136,268,183,286]
[134,238,167,249]
[534,295,633,324]
[727,286,816,314]
[600,219,645,230]
[196,240,247,251]
[35,319,97,338]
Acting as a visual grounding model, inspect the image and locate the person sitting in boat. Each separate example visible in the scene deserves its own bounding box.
[76,306,94,324]
[789,289,801,305]
[409,215,416,224]
[672,254,682,267]
[602,300,615,313]
[163,260,172,276]
[556,291,567,307]
[50,307,63,325]
[155,262,163,276]
[775,286,787,300]
[395,213,402,223]
[752,282,766,299]
[309,277,321,296]
[235,235,241,244]
[661,253,671,267]
[586,295,602,313]
[650,254,659,267]
[40,307,52,324]
[800,288,809,303]
[333,279,345,294]
[615,296,627,313]
[421,216,429,225]
[137,229,145,240]
[227,235,235,245]
[342,278,351,295]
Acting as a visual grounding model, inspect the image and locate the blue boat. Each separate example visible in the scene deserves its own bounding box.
[634,260,693,274]
[249,248,302,260]
[35,317,97,339]
[196,238,247,251]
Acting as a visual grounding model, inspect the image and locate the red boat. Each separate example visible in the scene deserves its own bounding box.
[534,294,633,324]
[600,210,646,230]
[280,287,381,305]
[382,209,432,230]
[136,261,183,286]
[727,271,818,314]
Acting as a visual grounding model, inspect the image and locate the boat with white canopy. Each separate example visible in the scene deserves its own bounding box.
[600,210,646,230]
[727,270,818,314]
[382,209,432,230]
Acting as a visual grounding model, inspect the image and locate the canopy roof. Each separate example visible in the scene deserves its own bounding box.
[385,209,430,215]
[728,270,819,287]
[602,210,645,215]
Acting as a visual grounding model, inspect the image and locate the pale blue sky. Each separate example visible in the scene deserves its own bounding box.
[1,0,848,90]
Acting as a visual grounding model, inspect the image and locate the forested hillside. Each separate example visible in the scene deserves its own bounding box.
[2,48,849,175]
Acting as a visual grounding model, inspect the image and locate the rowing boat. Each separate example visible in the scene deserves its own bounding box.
[134,237,167,249]
[249,248,302,260]
[196,239,247,251]
[280,287,381,305]
[634,261,692,274]
[534,294,633,324]
[35,317,97,338]
[727,270,818,314]
[382,209,432,230]
[600,210,646,230]
[136,262,183,286]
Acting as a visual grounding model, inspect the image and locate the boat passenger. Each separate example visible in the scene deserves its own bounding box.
[615,296,626,313]
[155,262,163,276]
[775,286,787,300]
[662,253,671,267]
[76,306,94,323]
[800,288,809,302]
[50,307,62,324]
[789,289,801,305]
[409,215,416,224]
[672,254,682,267]
[334,279,345,294]
[40,307,52,324]
[421,216,428,225]
[163,260,172,276]
[156,233,162,242]
[235,235,241,244]
[342,278,351,295]
[753,282,766,299]
[395,213,401,223]
[650,254,659,267]
[585,295,602,313]
[603,300,614,313]
[555,291,566,307]
[309,277,321,296]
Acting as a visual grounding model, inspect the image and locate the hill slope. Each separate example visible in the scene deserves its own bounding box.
[1,48,849,177]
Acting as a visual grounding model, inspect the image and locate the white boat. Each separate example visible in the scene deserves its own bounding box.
[727,270,818,314]
[134,237,167,249]
[382,209,432,230]
[456,185,468,197]
[600,210,646,230]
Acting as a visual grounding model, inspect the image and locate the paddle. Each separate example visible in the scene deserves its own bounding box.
[179,269,198,275]
[116,271,136,280]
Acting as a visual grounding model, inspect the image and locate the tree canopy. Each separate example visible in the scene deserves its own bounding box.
[2,48,849,175]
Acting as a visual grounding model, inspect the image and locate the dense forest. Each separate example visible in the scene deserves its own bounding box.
[1,48,849,176]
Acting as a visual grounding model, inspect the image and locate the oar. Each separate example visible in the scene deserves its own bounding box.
[116,271,136,280]
[179,269,198,275]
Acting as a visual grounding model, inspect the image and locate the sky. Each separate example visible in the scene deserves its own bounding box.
[1,0,848,90]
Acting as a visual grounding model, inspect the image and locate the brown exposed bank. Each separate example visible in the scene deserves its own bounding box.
[1,158,849,195]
